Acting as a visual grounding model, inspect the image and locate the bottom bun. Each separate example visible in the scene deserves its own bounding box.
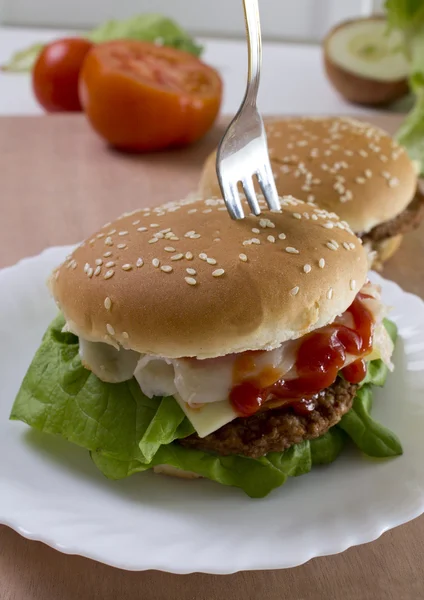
[368,235,403,271]
[153,465,202,480]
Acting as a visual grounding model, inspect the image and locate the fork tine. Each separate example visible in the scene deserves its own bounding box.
[256,164,280,212]
[241,177,261,216]
[221,180,245,220]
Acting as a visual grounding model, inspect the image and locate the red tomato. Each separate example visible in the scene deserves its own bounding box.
[79,40,223,152]
[32,38,93,112]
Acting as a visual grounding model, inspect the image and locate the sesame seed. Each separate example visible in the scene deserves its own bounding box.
[117,243,127,249]
[207,257,217,265]
[350,279,356,291]
[95,259,103,266]
[104,270,114,279]
[252,228,260,234]
[185,230,195,238]
[105,261,115,268]
[152,258,160,268]
[311,214,319,220]
[188,209,197,214]
[278,233,287,240]
[87,268,94,278]
[170,236,179,241]
[239,253,248,262]
[349,242,355,250]
[330,239,339,249]
[319,258,325,268]
[150,223,159,228]
[161,265,173,273]
[185,252,193,260]
[118,231,128,236]
[203,209,212,214]
[122,332,129,339]
[326,242,337,251]
[136,258,144,267]
[107,229,117,235]
[106,324,115,336]
[137,227,148,232]
[148,238,158,244]
[171,253,184,261]
[94,266,101,276]
[388,177,399,188]
[307,195,315,203]
[343,242,351,250]
[199,253,208,261]
[290,286,300,296]
[365,169,373,178]
[164,246,176,252]
[103,251,112,258]
[380,155,388,162]
[185,277,197,286]
[105,237,113,246]
[303,264,312,273]
[122,264,132,271]
[322,222,334,229]
[355,177,366,184]
[293,213,302,220]
[251,238,261,245]
[132,220,140,226]
[259,219,267,228]
[327,288,333,299]
[191,233,201,239]
[104,297,112,311]
[267,235,275,243]
[286,247,299,254]
[212,269,225,277]
[84,263,90,273]
[186,268,197,275]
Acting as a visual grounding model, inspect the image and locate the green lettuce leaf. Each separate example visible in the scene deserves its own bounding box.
[88,14,202,56]
[338,385,403,457]
[309,428,346,465]
[2,14,202,73]
[139,395,194,463]
[10,313,402,497]
[386,0,424,172]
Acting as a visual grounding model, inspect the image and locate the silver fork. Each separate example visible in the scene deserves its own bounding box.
[215,0,280,220]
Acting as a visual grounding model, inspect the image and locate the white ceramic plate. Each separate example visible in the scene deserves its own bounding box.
[1,245,424,574]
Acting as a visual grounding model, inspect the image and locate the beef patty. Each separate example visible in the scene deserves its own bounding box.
[180,378,357,459]
[361,188,424,244]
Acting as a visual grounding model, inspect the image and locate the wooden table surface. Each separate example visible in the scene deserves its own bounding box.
[0,114,423,600]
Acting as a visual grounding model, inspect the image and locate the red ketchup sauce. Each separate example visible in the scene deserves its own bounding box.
[230,293,374,417]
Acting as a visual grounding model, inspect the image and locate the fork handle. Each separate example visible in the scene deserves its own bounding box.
[242,0,262,106]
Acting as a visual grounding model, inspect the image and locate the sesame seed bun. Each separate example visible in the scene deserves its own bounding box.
[51,196,368,359]
[198,116,417,234]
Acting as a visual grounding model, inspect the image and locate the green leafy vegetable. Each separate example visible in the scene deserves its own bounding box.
[2,14,202,73]
[386,0,424,172]
[10,313,401,497]
[310,428,346,465]
[88,14,202,56]
[338,385,403,457]
[139,395,194,463]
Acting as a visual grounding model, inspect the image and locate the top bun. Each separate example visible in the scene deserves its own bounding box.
[51,196,368,359]
[199,116,417,233]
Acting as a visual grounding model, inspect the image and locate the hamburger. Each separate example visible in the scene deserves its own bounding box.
[199,117,424,269]
[11,195,402,498]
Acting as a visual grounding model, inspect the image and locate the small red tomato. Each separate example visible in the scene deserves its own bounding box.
[32,38,93,112]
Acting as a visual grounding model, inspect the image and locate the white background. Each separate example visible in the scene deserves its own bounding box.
[1,0,385,42]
